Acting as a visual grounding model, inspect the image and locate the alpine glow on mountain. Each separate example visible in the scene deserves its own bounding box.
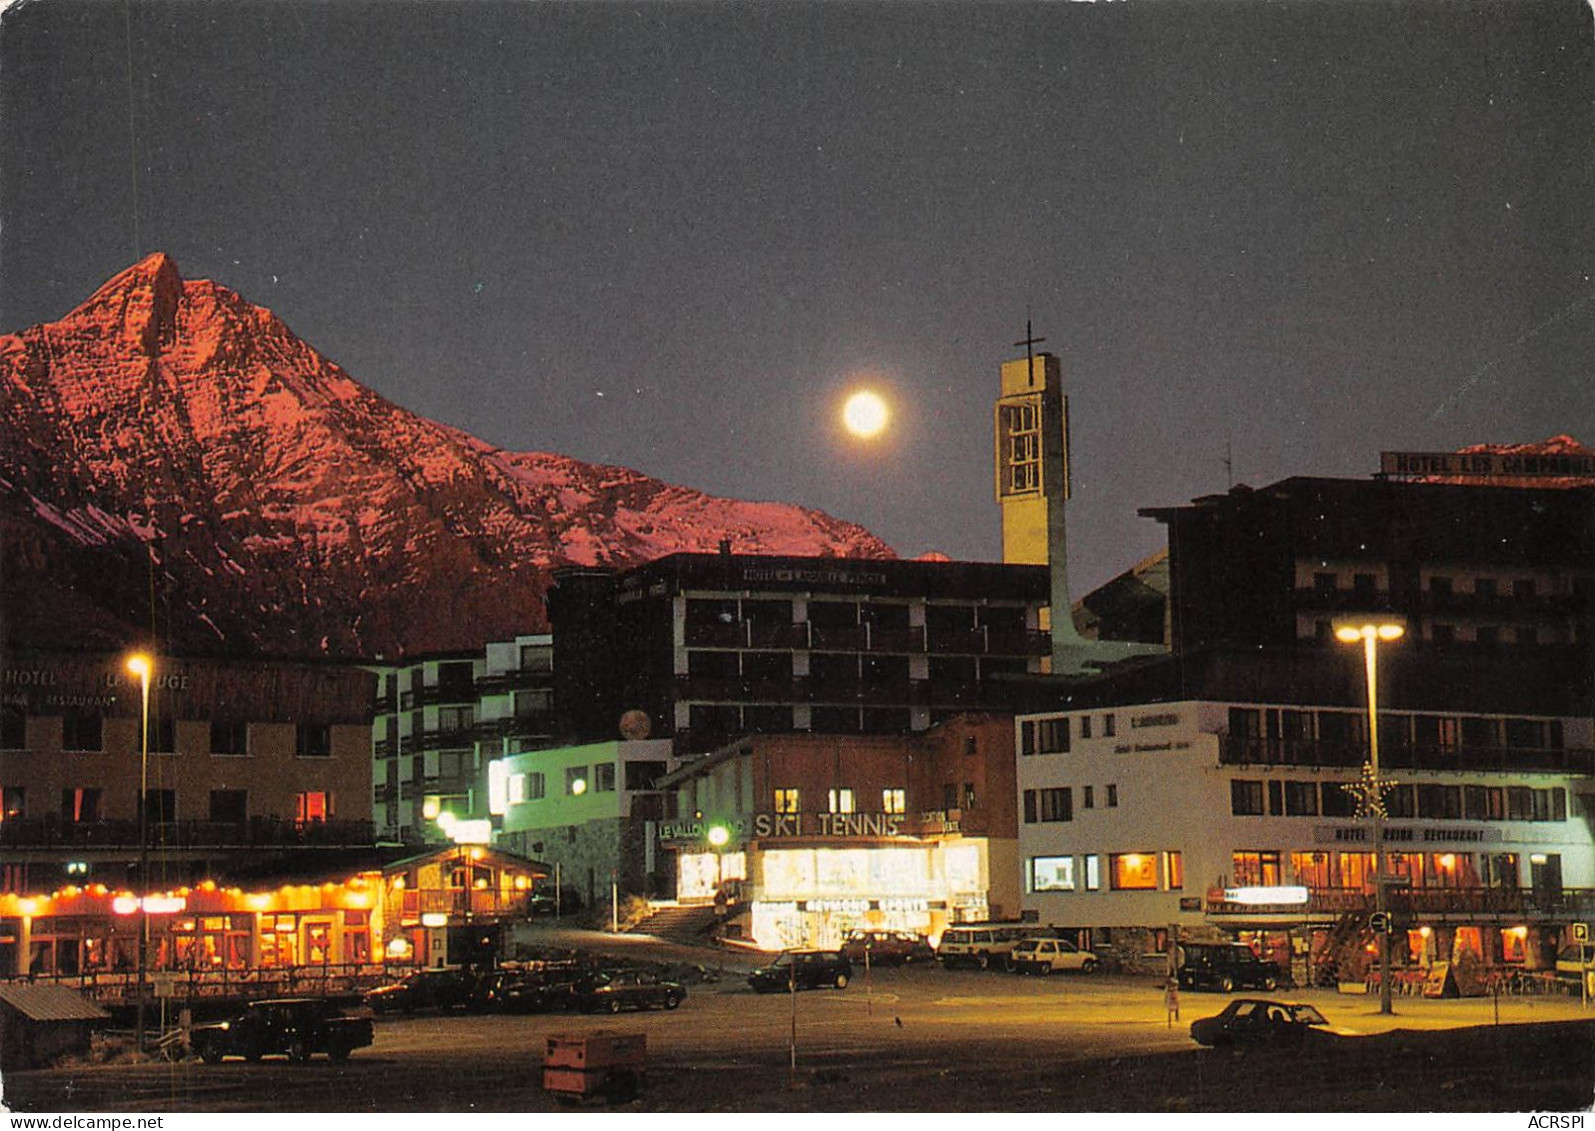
[0,254,894,659]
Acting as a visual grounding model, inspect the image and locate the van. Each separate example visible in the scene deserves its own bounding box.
[1176,942,1282,993]
[937,923,1057,970]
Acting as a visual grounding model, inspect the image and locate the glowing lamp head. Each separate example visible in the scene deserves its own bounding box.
[1334,621,1405,644]
[707,825,730,848]
[570,777,587,796]
[126,653,152,679]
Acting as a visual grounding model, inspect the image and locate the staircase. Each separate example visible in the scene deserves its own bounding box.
[628,903,722,946]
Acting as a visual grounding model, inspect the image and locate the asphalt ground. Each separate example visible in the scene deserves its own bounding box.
[3,931,1591,1114]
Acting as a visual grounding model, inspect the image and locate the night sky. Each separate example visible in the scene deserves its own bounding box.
[3,0,1591,593]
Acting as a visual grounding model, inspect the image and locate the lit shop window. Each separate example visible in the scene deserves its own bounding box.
[1109,852,1158,891]
[828,788,856,814]
[773,788,801,814]
[882,788,906,815]
[1030,856,1075,892]
[1232,850,1282,887]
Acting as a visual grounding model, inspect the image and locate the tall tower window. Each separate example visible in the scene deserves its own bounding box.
[998,400,1042,497]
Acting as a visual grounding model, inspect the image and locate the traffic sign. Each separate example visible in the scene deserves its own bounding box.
[1574,922,1589,943]
[1369,911,1391,934]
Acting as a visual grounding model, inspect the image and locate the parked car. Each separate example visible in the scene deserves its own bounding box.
[471,969,579,1013]
[840,930,936,966]
[365,967,480,1014]
[1189,998,1359,1048]
[189,998,374,1064]
[571,971,686,1013]
[1177,943,1282,993]
[748,950,853,993]
[1009,937,1099,975]
[1556,943,1595,994]
[936,923,1057,970]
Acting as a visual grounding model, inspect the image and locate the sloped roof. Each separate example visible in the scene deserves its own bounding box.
[0,984,109,1022]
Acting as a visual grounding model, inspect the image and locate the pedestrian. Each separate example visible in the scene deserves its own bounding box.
[1164,977,1180,1026]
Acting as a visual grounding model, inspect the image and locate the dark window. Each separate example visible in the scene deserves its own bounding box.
[1385,785,1416,819]
[1080,715,1093,740]
[1475,626,1500,649]
[743,651,793,682]
[1,705,24,749]
[1353,573,1377,595]
[211,720,248,756]
[1267,779,1283,815]
[1083,786,1095,809]
[745,705,793,733]
[688,650,739,679]
[806,601,859,630]
[1432,624,1456,644]
[1474,578,1497,600]
[61,712,102,752]
[144,789,176,823]
[1037,718,1069,753]
[1461,717,1498,748]
[1513,579,1537,600]
[1284,781,1319,816]
[1106,784,1118,807]
[519,645,552,672]
[963,782,977,809]
[1321,781,1357,817]
[61,787,101,822]
[297,723,332,757]
[1504,718,1547,749]
[943,783,958,810]
[209,789,247,823]
[1022,789,1038,823]
[437,661,475,701]
[1103,714,1116,738]
[1515,627,1539,646]
[624,761,666,790]
[1314,572,1338,594]
[1037,787,1072,822]
[149,715,176,754]
[1429,576,1453,596]
[1417,784,1461,820]
[1231,780,1264,816]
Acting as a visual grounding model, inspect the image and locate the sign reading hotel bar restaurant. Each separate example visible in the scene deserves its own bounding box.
[1380,449,1595,480]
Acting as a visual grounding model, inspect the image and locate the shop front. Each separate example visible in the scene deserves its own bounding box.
[665,813,994,950]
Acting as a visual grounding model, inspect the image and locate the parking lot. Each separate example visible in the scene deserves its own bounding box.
[4,960,1591,1112]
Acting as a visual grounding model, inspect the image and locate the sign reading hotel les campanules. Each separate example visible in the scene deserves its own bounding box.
[1381,450,1595,480]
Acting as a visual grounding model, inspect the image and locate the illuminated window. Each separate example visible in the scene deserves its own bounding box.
[773,788,800,814]
[1291,851,1331,888]
[1232,851,1282,887]
[1163,851,1184,890]
[828,788,855,814]
[0,786,25,821]
[1030,856,1075,892]
[296,791,330,825]
[882,788,905,815]
[1109,853,1157,890]
[1084,855,1100,891]
[998,400,1042,496]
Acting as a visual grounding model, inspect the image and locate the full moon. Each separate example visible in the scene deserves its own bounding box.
[842,390,890,438]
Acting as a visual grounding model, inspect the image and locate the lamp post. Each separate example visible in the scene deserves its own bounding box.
[125,652,152,1053]
[1334,620,1404,1016]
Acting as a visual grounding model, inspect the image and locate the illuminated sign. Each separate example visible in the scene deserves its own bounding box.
[751,812,903,839]
[112,895,189,915]
[1222,886,1309,906]
[1380,450,1595,480]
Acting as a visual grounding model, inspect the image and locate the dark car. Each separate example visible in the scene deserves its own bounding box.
[189,997,374,1064]
[840,930,936,967]
[1177,943,1282,993]
[1190,998,1360,1048]
[748,950,853,993]
[571,971,686,1013]
[365,967,479,1014]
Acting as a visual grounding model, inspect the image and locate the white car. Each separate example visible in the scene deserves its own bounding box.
[1009,938,1099,975]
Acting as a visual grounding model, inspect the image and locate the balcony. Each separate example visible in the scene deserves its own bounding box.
[475,670,553,695]
[866,625,927,653]
[0,817,377,849]
[985,628,1052,657]
[399,887,534,922]
[1218,734,1595,776]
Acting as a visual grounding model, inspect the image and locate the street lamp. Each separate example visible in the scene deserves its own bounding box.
[1334,620,1404,1016]
[125,652,152,1053]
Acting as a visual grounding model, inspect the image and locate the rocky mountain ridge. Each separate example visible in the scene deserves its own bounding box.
[0,254,893,659]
